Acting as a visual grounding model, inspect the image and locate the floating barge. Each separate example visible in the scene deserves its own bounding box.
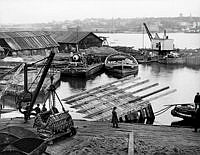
[0,63,61,108]
[61,53,104,77]
[62,75,176,124]
[61,62,104,77]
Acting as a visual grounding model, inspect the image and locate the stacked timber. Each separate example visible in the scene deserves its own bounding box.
[63,75,176,124]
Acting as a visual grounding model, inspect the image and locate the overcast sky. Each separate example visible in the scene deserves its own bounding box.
[0,0,200,24]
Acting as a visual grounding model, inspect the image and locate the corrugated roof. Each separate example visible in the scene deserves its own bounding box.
[0,31,59,51]
[50,31,102,44]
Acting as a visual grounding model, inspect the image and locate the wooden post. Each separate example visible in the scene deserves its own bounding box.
[128,131,134,155]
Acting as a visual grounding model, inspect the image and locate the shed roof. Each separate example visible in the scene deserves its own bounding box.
[0,31,59,51]
[51,31,102,44]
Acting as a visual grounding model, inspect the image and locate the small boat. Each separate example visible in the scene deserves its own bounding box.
[104,53,139,78]
[61,54,104,77]
[171,104,196,120]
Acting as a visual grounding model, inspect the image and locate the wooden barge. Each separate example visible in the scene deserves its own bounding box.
[62,75,176,124]
[61,53,104,77]
[61,62,104,77]
[0,63,61,108]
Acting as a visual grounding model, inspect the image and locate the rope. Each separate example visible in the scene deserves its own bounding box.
[28,59,47,91]
[154,105,174,116]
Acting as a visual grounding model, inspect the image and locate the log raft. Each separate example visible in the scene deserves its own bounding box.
[63,75,176,124]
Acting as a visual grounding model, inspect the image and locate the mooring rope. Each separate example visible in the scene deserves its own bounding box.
[154,105,174,116]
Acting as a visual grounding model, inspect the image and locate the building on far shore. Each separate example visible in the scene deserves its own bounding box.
[0,31,59,58]
[50,31,103,52]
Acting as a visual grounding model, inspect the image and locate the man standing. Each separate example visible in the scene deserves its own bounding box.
[34,104,41,115]
[193,107,200,132]
[194,92,200,110]
[111,107,119,128]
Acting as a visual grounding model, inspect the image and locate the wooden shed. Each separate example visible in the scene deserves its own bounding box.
[50,31,103,52]
[0,31,59,57]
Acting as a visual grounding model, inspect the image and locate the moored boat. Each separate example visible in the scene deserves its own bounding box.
[171,104,196,120]
[104,53,139,78]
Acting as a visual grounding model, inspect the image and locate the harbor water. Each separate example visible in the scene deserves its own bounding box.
[1,33,200,125]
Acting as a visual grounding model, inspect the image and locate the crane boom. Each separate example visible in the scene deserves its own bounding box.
[143,23,153,41]
[27,51,55,116]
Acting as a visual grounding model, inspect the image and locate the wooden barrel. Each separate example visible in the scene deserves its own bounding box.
[138,109,145,123]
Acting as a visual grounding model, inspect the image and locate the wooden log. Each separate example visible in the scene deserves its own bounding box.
[77,83,158,113]
[62,75,140,102]
[71,79,150,109]
[96,89,177,121]
[128,86,170,103]
[65,77,141,105]
[84,86,170,118]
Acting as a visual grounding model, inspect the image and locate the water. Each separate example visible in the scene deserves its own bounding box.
[1,33,200,125]
[98,32,200,49]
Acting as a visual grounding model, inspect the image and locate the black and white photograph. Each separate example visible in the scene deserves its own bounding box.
[0,0,200,154]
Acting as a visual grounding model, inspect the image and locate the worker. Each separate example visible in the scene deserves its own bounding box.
[34,104,41,115]
[193,107,200,132]
[52,106,59,114]
[194,92,200,110]
[111,107,119,128]
[42,104,47,113]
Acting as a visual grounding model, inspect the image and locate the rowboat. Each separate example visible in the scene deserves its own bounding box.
[171,104,195,120]
[104,53,139,78]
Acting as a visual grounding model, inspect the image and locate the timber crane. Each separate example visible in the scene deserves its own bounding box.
[16,50,55,121]
[143,23,174,53]
[15,50,77,137]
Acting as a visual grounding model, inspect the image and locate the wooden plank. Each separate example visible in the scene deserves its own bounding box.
[70,79,149,108]
[62,75,140,101]
[128,131,134,155]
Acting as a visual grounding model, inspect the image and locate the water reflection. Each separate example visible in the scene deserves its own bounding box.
[61,76,87,90]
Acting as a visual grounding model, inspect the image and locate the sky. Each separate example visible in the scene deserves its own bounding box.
[0,0,200,24]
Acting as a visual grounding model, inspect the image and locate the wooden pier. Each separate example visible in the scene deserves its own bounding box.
[62,75,176,124]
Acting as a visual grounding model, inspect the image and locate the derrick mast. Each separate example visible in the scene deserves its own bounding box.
[143,23,174,54]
